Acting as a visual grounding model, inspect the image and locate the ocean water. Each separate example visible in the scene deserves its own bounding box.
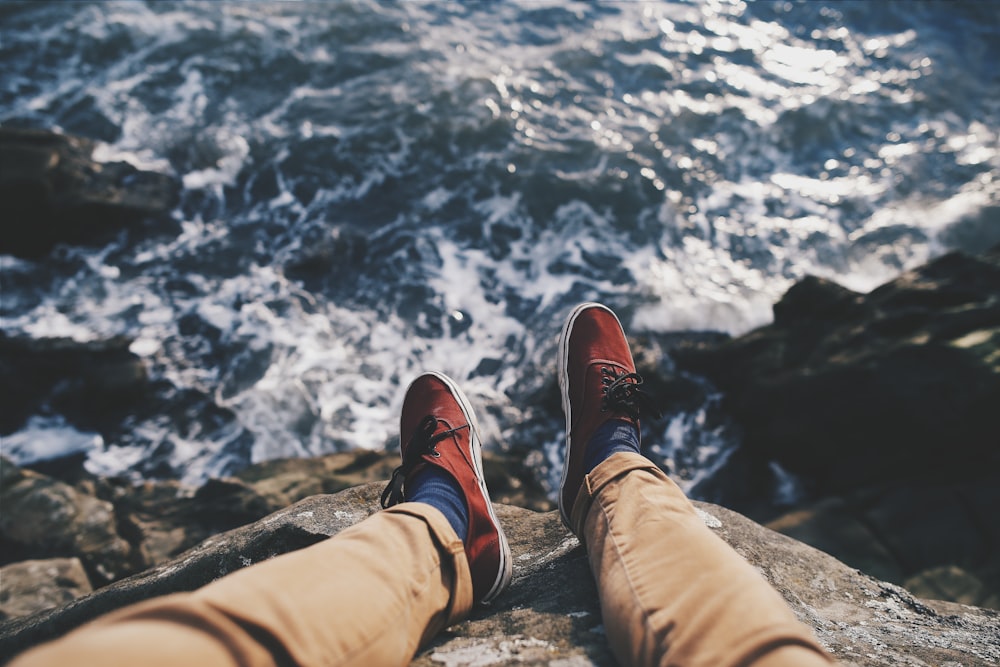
[1,1,998,497]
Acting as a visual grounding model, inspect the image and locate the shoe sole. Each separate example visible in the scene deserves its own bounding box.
[557,302,624,530]
[421,371,513,603]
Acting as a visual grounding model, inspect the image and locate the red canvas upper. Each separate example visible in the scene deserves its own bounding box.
[397,373,511,604]
[558,303,641,529]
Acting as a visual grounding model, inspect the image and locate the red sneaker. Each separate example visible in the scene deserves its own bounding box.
[558,303,651,530]
[381,371,512,604]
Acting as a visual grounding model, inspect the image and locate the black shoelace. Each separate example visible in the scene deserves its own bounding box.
[600,366,661,421]
[380,415,469,509]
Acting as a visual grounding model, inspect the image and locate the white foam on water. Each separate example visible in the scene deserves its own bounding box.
[628,240,780,336]
[2,0,996,484]
[1,416,104,466]
[12,305,103,343]
[91,142,173,174]
[648,394,738,495]
[769,461,807,508]
[226,301,392,460]
[181,133,251,190]
[3,248,176,344]
[85,442,150,479]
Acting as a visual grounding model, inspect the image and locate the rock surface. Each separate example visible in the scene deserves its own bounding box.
[0,446,547,602]
[673,245,1000,611]
[0,463,133,587]
[0,334,149,438]
[0,559,92,621]
[674,245,1000,493]
[0,128,180,259]
[765,475,1000,611]
[1,483,997,666]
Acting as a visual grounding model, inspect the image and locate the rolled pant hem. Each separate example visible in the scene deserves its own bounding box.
[569,451,664,538]
[383,502,474,627]
[577,451,833,667]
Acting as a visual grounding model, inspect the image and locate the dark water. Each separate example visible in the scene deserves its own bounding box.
[1,1,998,497]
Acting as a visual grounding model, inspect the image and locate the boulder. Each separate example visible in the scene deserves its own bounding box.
[0,445,549,606]
[0,461,133,587]
[1,483,997,666]
[674,246,1000,493]
[115,447,551,568]
[0,127,180,259]
[0,559,92,620]
[111,450,405,568]
[0,334,148,439]
[766,474,1000,610]
[672,246,1000,611]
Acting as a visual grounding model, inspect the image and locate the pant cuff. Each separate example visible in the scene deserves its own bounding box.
[383,504,474,626]
[570,452,668,539]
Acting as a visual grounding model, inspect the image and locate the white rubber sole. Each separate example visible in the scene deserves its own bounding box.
[418,371,512,603]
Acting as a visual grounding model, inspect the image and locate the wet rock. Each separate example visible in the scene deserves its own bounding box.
[674,245,1000,492]
[0,444,547,615]
[0,460,133,587]
[0,333,148,439]
[197,446,551,526]
[94,450,403,571]
[228,448,401,509]
[0,127,180,259]
[905,566,999,611]
[111,479,199,570]
[0,434,602,637]
[0,559,92,620]
[481,449,553,512]
[766,474,1000,611]
[1,483,997,666]
[672,245,1000,611]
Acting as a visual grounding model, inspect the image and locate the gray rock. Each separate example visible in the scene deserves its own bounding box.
[767,477,1000,611]
[0,127,180,259]
[0,335,149,439]
[671,245,1000,611]
[0,465,133,587]
[2,483,997,666]
[0,559,92,620]
[674,246,1000,492]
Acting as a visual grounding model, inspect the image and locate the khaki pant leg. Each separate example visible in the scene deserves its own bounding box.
[571,452,833,667]
[11,504,472,667]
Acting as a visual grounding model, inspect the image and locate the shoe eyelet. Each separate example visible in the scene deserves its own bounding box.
[430,450,441,458]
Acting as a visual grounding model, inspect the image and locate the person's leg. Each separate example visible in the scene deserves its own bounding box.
[13,371,511,667]
[11,504,470,667]
[380,371,512,604]
[558,303,833,667]
[573,453,832,667]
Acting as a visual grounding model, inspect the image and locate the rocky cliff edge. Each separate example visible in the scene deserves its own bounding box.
[1,482,997,667]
